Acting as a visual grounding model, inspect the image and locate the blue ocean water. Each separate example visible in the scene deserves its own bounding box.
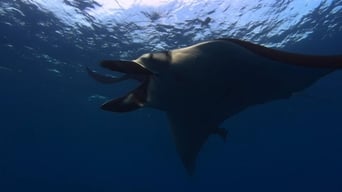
[1,0,342,191]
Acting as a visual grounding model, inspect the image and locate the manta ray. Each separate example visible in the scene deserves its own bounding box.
[87,38,342,175]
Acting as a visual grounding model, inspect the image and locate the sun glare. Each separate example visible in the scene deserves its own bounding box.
[95,0,172,9]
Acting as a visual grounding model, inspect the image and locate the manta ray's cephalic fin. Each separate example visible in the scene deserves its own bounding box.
[88,60,153,112]
[101,60,153,75]
[86,67,131,84]
[101,78,149,112]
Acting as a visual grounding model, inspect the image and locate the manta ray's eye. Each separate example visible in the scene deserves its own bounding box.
[151,51,171,63]
[138,52,170,73]
[138,54,153,63]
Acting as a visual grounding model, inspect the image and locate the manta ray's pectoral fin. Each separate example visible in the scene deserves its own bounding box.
[167,112,226,175]
[214,127,228,142]
[101,79,149,112]
[222,38,342,68]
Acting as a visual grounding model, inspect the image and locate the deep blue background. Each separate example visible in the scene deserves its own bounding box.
[1,1,342,192]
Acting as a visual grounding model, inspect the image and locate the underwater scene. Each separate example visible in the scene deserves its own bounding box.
[1,0,342,191]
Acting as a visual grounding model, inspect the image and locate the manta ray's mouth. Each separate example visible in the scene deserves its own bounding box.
[87,60,153,112]
[87,60,153,83]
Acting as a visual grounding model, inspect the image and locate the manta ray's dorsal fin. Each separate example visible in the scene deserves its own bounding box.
[220,38,342,68]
